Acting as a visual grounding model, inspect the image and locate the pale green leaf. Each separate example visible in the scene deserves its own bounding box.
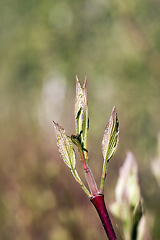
[102,106,119,162]
[74,76,89,157]
[53,121,76,170]
[100,106,119,193]
[81,77,88,151]
[75,76,83,135]
[53,121,91,197]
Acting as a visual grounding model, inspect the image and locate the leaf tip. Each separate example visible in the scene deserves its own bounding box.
[83,76,87,88]
[111,106,117,116]
[53,120,59,129]
[53,120,57,129]
[76,75,79,84]
[53,121,64,135]
[112,106,119,130]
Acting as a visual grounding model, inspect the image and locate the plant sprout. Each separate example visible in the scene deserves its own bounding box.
[53,76,119,239]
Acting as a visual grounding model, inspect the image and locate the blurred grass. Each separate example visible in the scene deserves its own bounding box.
[0,0,160,239]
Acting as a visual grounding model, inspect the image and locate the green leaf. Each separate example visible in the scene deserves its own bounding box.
[74,76,89,161]
[75,76,88,140]
[53,121,91,197]
[75,76,83,135]
[53,121,76,170]
[102,106,119,162]
[100,106,119,193]
[81,77,88,151]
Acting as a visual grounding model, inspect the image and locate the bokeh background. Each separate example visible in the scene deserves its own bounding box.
[1,0,160,239]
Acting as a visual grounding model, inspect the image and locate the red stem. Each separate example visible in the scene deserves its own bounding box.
[90,194,117,240]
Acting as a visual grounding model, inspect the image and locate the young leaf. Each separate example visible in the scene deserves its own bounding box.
[74,76,89,161]
[53,121,76,170]
[81,77,88,153]
[75,76,83,135]
[100,106,119,193]
[102,106,119,162]
[53,121,91,197]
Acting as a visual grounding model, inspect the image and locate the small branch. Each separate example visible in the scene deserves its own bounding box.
[71,133,99,196]
[84,166,99,197]
[79,146,99,196]
[90,194,117,240]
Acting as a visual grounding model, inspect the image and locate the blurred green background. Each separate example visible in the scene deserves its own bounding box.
[1,0,160,239]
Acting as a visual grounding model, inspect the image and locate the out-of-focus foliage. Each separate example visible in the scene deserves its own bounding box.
[109,152,151,240]
[0,0,160,239]
[151,133,160,187]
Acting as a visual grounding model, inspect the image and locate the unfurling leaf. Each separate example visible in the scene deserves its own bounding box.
[102,106,119,162]
[75,76,83,135]
[81,78,88,149]
[74,76,89,153]
[53,121,76,170]
[100,106,119,193]
[53,121,91,197]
